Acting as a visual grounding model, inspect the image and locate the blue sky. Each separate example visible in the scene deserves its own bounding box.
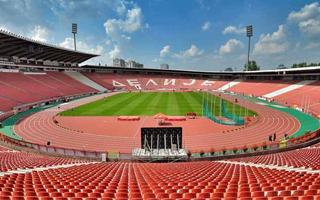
[0,0,319,70]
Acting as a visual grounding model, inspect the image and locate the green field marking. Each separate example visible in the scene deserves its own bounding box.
[126,92,159,115]
[61,92,255,117]
[177,92,198,114]
[166,92,180,115]
[158,92,169,114]
[148,92,164,115]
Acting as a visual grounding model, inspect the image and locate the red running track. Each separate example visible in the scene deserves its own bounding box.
[14,92,300,153]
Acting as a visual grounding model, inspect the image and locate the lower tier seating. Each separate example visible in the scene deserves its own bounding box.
[230,147,320,170]
[0,151,87,172]
[0,145,9,152]
[0,161,319,199]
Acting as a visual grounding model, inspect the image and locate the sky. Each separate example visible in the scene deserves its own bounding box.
[0,0,319,71]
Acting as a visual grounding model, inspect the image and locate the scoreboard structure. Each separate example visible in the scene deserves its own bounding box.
[141,127,182,150]
[133,127,187,161]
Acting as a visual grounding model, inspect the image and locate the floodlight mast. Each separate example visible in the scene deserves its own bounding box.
[246,25,253,71]
[72,23,77,51]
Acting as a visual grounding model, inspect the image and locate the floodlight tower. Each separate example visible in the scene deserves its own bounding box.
[72,23,77,51]
[246,25,253,71]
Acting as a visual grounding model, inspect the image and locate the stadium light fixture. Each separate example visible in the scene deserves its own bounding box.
[72,23,77,51]
[246,25,253,71]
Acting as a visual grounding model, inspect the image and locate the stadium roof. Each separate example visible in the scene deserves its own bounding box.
[0,30,98,64]
[83,65,320,77]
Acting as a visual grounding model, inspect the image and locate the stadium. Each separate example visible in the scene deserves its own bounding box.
[0,1,320,200]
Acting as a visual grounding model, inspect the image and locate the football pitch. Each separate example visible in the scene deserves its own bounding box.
[60,92,255,116]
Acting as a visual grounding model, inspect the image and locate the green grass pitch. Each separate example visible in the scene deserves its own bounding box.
[60,92,256,117]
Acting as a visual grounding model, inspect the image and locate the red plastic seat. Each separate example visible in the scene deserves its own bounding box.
[252,191,264,197]
[169,193,182,198]
[284,197,299,200]
[266,191,278,197]
[181,193,194,198]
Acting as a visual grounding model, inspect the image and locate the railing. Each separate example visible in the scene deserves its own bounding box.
[12,92,96,112]
[0,111,14,122]
[0,132,104,160]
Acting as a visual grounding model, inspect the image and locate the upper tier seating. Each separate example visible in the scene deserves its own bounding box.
[0,151,86,172]
[227,80,298,96]
[0,161,319,199]
[82,72,231,91]
[231,147,320,170]
[0,71,97,112]
[82,72,320,115]
[273,81,320,116]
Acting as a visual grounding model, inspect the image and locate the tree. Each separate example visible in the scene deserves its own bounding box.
[298,62,307,68]
[277,64,286,69]
[292,63,299,68]
[309,63,317,67]
[292,62,308,68]
[224,67,233,71]
[244,60,260,71]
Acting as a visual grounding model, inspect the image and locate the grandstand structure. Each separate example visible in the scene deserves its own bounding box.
[0,31,320,199]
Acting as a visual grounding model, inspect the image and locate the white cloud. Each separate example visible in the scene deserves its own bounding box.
[103,4,146,60]
[297,18,320,35]
[201,21,211,31]
[115,1,127,15]
[253,25,288,55]
[160,45,171,57]
[288,2,320,22]
[288,2,320,36]
[219,39,244,55]
[104,6,143,41]
[174,44,204,58]
[305,42,320,50]
[59,37,116,66]
[121,34,131,40]
[109,45,121,58]
[0,0,45,30]
[105,40,112,45]
[223,26,246,35]
[59,37,103,55]
[30,25,49,42]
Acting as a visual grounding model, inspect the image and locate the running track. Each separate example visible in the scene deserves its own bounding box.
[14,92,300,153]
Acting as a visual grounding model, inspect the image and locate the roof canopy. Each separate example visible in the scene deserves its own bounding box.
[0,30,98,64]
